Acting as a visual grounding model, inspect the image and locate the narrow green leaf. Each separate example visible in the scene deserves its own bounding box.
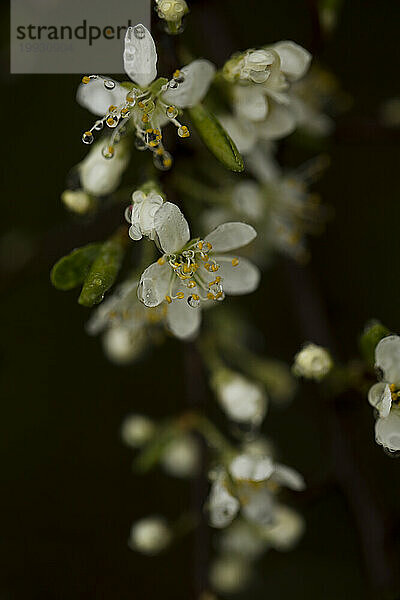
[78,229,128,307]
[187,104,244,172]
[50,243,102,291]
[360,320,390,367]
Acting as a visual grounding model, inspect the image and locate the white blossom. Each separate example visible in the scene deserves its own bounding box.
[368,335,400,452]
[293,343,333,380]
[137,203,260,340]
[77,24,215,169]
[79,140,130,197]
[213,370,267,427]
[129,516,171,554]
[126,190,164,241]
[208,472,240,528]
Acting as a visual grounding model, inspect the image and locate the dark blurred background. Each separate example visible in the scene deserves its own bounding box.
[2,0,400,598]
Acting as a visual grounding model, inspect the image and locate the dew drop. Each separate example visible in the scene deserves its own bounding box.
[153,150,173,171]
[133,25,145,39]
[187,295,200,308]
[94,120,104,131]
[82,131,94,144]
[104,79,116,90]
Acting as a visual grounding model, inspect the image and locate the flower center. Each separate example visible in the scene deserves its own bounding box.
[389,384,400,405]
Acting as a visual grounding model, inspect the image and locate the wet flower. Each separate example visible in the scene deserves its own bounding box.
[137,202,260,339]
[293,342,333,380]
[368,335,400,452]
[121,414,156,448]
[212,369,267,427]
[125,189,164,241]
[129,516,171,554]
[208,471,240,528]
[77,24,215,169]
[79,140,130,196]
[221,41,311,151]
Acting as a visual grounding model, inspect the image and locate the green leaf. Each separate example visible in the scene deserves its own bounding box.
[50,243,102,291]
[78,230,128,307]
[187,104,244,172]
[360,320,390,367]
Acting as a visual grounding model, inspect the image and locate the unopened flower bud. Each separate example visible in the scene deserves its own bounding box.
[212,369,267,426]
[156,0,188,24]
[61,189,93,214]
[129,516,171,555]
[293,343,332,381]
[161,433,200,478]
[121,414,155,448]
[209,555,252,594]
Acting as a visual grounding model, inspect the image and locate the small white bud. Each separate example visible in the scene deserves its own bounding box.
[129,516,171,555]
[102,326,145,364]
[263,505,305,551]
[293,343,332,381]
[121,414,155,448]
[61,189,92,214]
[161,434,200,478]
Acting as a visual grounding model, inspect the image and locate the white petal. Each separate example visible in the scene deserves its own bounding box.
[124,24,157,87]
[218,115,257,154]
[234,86,268,122]
[205,222,257,252]
[154,202,191,254]
[241,486,275,525]
[263,505,305,551]
[209,479,240,528]
[162,59,216,108]
[368,383,392,417]
[272,464,305,491]
[76,79,127,116]
[214,255,260,295]
[375,410,400,452]
[138,261,171,307]
[375,335,400,386]
[273,41,311,80]
[230,454,274,482]
[166,285,201,340]
[258,102,296,140]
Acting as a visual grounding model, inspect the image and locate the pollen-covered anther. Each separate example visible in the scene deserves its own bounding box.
[165,295,172,304]
[176,291,185,299]
[157,257,166,265]
[166,106,178,119]
[82,131,94,145]
[231,258,239,266]
[82,76,91,84]
[178,125,190,138]
[188,281,196,288]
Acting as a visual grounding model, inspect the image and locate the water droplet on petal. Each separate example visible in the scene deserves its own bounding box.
[82,131,94,144]
[187,295,201,308]
[133,25,145,39]
[104,80,116,90]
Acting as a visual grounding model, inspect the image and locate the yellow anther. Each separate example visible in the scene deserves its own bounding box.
[188,281,196,288]
[126,94,135,103]
[157,257,166,265]
[207,292,215,300]
[82,76,91,84]
[107,145,114,154]
[107,117,116,126]
[197,242,204,251]
[156,148,163,155]
[173,69,181,78]
[176,291,185,299]
[108,105,117,112]
[216,291,224,299]
[390,384,396,392]
[165,295,172,304]
[84,130,93,138]
[204,263,211,270]
[205,242,212,251]
[138,101,145,108]
[211,264,219,272]
[215,276,221,283]
[121,107,129,115]
[231,258,239,266]
[183,264,191,273]
[142,114,149,123]
[164,158,172,167]
[191,294,200,301]
[202,254,209,261]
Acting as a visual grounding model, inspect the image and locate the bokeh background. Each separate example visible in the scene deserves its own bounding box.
[2,0,400,598]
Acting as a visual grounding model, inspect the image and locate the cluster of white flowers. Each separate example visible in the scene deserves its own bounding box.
[368,335,400,453]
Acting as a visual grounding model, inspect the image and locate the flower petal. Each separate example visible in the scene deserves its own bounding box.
[368,382,392,417]
[218,115,257,154]
[162,59,216,108]
[138,261,171,307]
[76,78,127,116]
[166,285,201,340]
[241,486,275,525]
[272,464,305,491]
[273,41,311,81]
[205,222,257,252]
[154,202,191,254]
[234,85,268,122]
[230,454,274,482]
[214,255,260,295]
[375,410,400,452]
[258,102,296,140]
[375,335,400,386]
[124,24,157,87]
